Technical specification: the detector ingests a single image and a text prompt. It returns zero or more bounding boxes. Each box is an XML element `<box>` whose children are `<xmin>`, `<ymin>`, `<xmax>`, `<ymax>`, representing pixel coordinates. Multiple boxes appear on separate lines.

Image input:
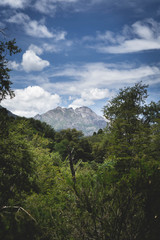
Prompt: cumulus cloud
<box><xmin>22</xmin><ymin>48</ymin><xmax>50</xmax><ymax>72</ymax></box>
<box><xmin>87</xmin><ymin>19</ymin><xmax>160</xmax><ymax>54</ymax></box>
<box><xmin>8</xmin><ymin>13</ymin><xmax>66</xmax><ymax>39</ymax></box>
<box><xmin>8</xmin><ymin>44</ymin><xmax>50</xmax><ymax>73</ymax></box>
<box><xmin>1</xmin><ymin>86</ymin><xmax>61</xmax><ymax>117</ymax></box>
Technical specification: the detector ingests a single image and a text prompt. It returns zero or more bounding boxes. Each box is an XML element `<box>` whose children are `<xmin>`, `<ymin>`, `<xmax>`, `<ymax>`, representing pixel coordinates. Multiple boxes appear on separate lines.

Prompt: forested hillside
<box><xmin>1</xmin><ymin>82</ymin><xmax>160</xmax><ymax>240</ymax></box>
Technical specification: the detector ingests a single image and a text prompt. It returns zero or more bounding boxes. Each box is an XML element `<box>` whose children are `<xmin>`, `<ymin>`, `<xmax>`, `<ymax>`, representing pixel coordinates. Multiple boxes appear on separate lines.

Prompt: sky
<box><xmin>1</xmin><ymin>0</ymin><xmax>160</xmax><ymax>117</ymax></box>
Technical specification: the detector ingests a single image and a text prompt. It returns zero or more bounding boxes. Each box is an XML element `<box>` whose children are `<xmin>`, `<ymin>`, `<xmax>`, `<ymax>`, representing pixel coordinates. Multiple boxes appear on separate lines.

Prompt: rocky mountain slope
<box><xmin>34</xmin><ymin>106</ymin><xmax>107</xmax><ymax>136</ymax></box>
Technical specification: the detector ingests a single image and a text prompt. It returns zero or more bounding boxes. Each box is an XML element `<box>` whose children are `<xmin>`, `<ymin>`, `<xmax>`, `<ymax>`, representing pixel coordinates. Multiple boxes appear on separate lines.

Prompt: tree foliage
<box><xmin>0</xmin><ymin>34</ymin><xmax>21</xmax><ymax>102</ymax></box>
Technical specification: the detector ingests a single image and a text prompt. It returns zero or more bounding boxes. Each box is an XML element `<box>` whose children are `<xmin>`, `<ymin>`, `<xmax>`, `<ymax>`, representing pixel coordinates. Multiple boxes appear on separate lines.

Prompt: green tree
<box><xmin>55</xmin><ymin>128</ymin><xmax>93</xmax><ymax>163</ymax></box>
<box><xmin>103</xmin><ymin>82</ymin><xmax>149</xmax><ymax>168</ymax></box>
<box><xmin>0</xmin><ymin>33</ymin><xmax>21</xmax><ymax>102</ymax></box>
<box><xmin>102</xmin><ymin>82</ymin><xmax>160</xmax><ymax>239</ymax></box>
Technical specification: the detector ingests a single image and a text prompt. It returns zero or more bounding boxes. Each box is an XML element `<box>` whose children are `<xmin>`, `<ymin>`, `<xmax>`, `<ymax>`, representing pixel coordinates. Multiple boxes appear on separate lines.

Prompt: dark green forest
<box><xmin>1</xmin><ymin>37</ymin><xmax>160</xmax><ymax>240</ymax></box>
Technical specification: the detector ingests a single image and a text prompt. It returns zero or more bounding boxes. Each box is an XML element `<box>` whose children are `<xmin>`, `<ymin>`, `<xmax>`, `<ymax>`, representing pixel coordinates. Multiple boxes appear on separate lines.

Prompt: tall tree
<box><xmin>103</xmin><ymin>82</ymin><xmax>149</xmax><ymax>167</ymax></box>
<box><xmin>103</xmin><ymin>82</ymin><xmax>160</xmax><ymax>239</ymax></box>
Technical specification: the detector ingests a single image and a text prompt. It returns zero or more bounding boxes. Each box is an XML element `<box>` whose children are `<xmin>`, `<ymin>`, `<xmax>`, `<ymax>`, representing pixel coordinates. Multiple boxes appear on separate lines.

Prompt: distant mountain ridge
<box><xmin>34</xmin><ymin>106</ymin><xmax>107</xmax><ymax>136</ymax></box>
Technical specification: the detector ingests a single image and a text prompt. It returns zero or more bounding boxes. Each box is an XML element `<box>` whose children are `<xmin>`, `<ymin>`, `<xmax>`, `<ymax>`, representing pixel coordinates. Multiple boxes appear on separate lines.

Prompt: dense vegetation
<box><xmin>1</xmin><ymin>36</ymin><xmax>160</xmax><ymax>239</ymax></box>
<box><xmin>1</xmin><ymin>83</ymin><xmax>160</xmax><ymax>240</ymax></box>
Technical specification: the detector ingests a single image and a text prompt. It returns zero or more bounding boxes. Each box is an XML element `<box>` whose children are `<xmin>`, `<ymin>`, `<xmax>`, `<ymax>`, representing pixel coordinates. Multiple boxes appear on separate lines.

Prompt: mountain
<box><xmin>34</xmin><ymin>106</ymin><xmax>107</xmax><ymax>136</ymax></box>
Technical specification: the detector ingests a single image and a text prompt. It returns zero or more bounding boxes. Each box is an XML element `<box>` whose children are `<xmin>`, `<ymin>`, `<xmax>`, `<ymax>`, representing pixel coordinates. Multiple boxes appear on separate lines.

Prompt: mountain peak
<box><xmin>76</xmin><ymin>106</ymin><xmax>93</xmax><ymax>112</ymax></box>
<box><xmin>34</xmin><ymin>106</ymin><xmax>107</xmax><ymax>136</ymax></box>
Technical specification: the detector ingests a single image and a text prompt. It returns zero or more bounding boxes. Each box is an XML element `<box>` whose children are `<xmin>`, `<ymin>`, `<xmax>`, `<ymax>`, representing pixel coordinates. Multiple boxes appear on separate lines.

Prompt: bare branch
<box><xmin>1</xmin><ymin>206</ymin><xmax>37</xmax><ymax>224</ymax></box>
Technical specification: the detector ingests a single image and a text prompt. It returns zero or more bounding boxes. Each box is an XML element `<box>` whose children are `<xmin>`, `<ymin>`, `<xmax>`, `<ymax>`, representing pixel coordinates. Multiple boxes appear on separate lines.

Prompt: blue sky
<box><xmin>1</xmin><ymin>0</ymin><xmax>160</xmax><ymax>117</ymax></box>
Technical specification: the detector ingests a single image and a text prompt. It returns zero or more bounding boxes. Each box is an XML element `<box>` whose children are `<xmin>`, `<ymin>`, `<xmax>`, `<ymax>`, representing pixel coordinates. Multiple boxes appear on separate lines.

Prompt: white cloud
<box><xmin>54</xmin><ymin>31</ymin><xmax>67</xmax><ymax>41</ymax></box>
<box><xmin>8</xmin><ymin>12</ymin><xmax>29</xmax><ymax>23</ymax></box>
<box><xmin>8</xmin><ymin>13</ymin><xmax>66</xmax><ymax>39</ymax></box>
<box><xmin>29</xmin><ymin>44</ymin><xmax>43</xmax><ymax>55</ymax></box>
<box><xmin>34</xmin><ymin>0</ymin><xmax>79</xmax><ymax>14</ymax></box>
<box><xmin>0</xmin><ymin>0</ymin><xmax>158</xmax><ymax>13</ymax></box>
<box><xmin>33</xmin><ymin>0</ymin><xmax>113</xmax><ymax>15</ymax></box>
<box><xmin>25</xmin><ymin>20</ymin><xmax>54</xmax><ymax>38</ymax></box>
<box><xmin>100</xmin><ymin>39</ymin><xmax>160</xmax><ymax>54</ymax></box>
<box><xmin>96</xmin><ymin>31</ymin><xmax>118</xmax><ymax>44</ymax></box>
<box><xmin>48</xmin><ymin>63</ymin><xmax>160</xmax><ymax>95</ymax></box>
<box><xmin>42</xmin><ymin>39</ymin><xmax>72</xmax><ymax>53</ymax></box>
<box><xmin>89</xmin><ymin>19</ymin><xmax>160</xmax><ymax>54</ymax></box>
<box><xmin>69</xmin><ymin>98</ymin><xmax>94</xmax><ymax>109</ymax></box>
<box><xmin>38</xmin><ymin>62</ymin><xmax>160</xmax><ymax>109</ymax></box>
<box><xmin>8</xmin><ymin>61</ymin><xmax>21</xmax><ymax>70</ymax></box>
<box><xmin>132</xmin><ymin>21</ymin><xmax>154</xmax><ymax>39</ymax></box>
<box><xmin>0</xmin><ymin>0</ymin><xmax>29</xmax><ymax>8</ymax></box>
<box><xmin>22</xmin><ymin>48</ymin><xmax>50</xmax><ymax>72</ymax></box>
<box><xmin>34</xmin><ymin>0</ymin><xmax>57</xmax><ymax>14</ymax></box>
<box><xmin>3</xmin><ymin>62</ymin><xmax>160</xmax><ymax>115</ymax></box>
<box><xmin>69</xmin><ymin>88</ymin><xmax>114</xmax><ymax>109</ymax></box>
<box><xmin>1</xmin><ymin>86</ymin><xmax>61</xmax><ymax>117</ymax></box>
<box><xmin>43</xmin><ymin>43</ymin><xmax>61</xmax><ymax>53</ymax></box>
<box><xmin>81</xmin><ymin>88</ymin><xmax>113</xmax><ymax>100</ymax></box>
<box><xmin>8</xmin><ymin>44</ymin><xmax>50</xmax><ymax>73</ymax></box>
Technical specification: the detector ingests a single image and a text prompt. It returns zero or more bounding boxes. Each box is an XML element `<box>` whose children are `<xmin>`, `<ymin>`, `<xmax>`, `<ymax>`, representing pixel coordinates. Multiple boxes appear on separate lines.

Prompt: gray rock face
<box><xmin>34</xmin><ymin>106</ymin><xmax>107</xmax><ymax>136</ymax></box>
